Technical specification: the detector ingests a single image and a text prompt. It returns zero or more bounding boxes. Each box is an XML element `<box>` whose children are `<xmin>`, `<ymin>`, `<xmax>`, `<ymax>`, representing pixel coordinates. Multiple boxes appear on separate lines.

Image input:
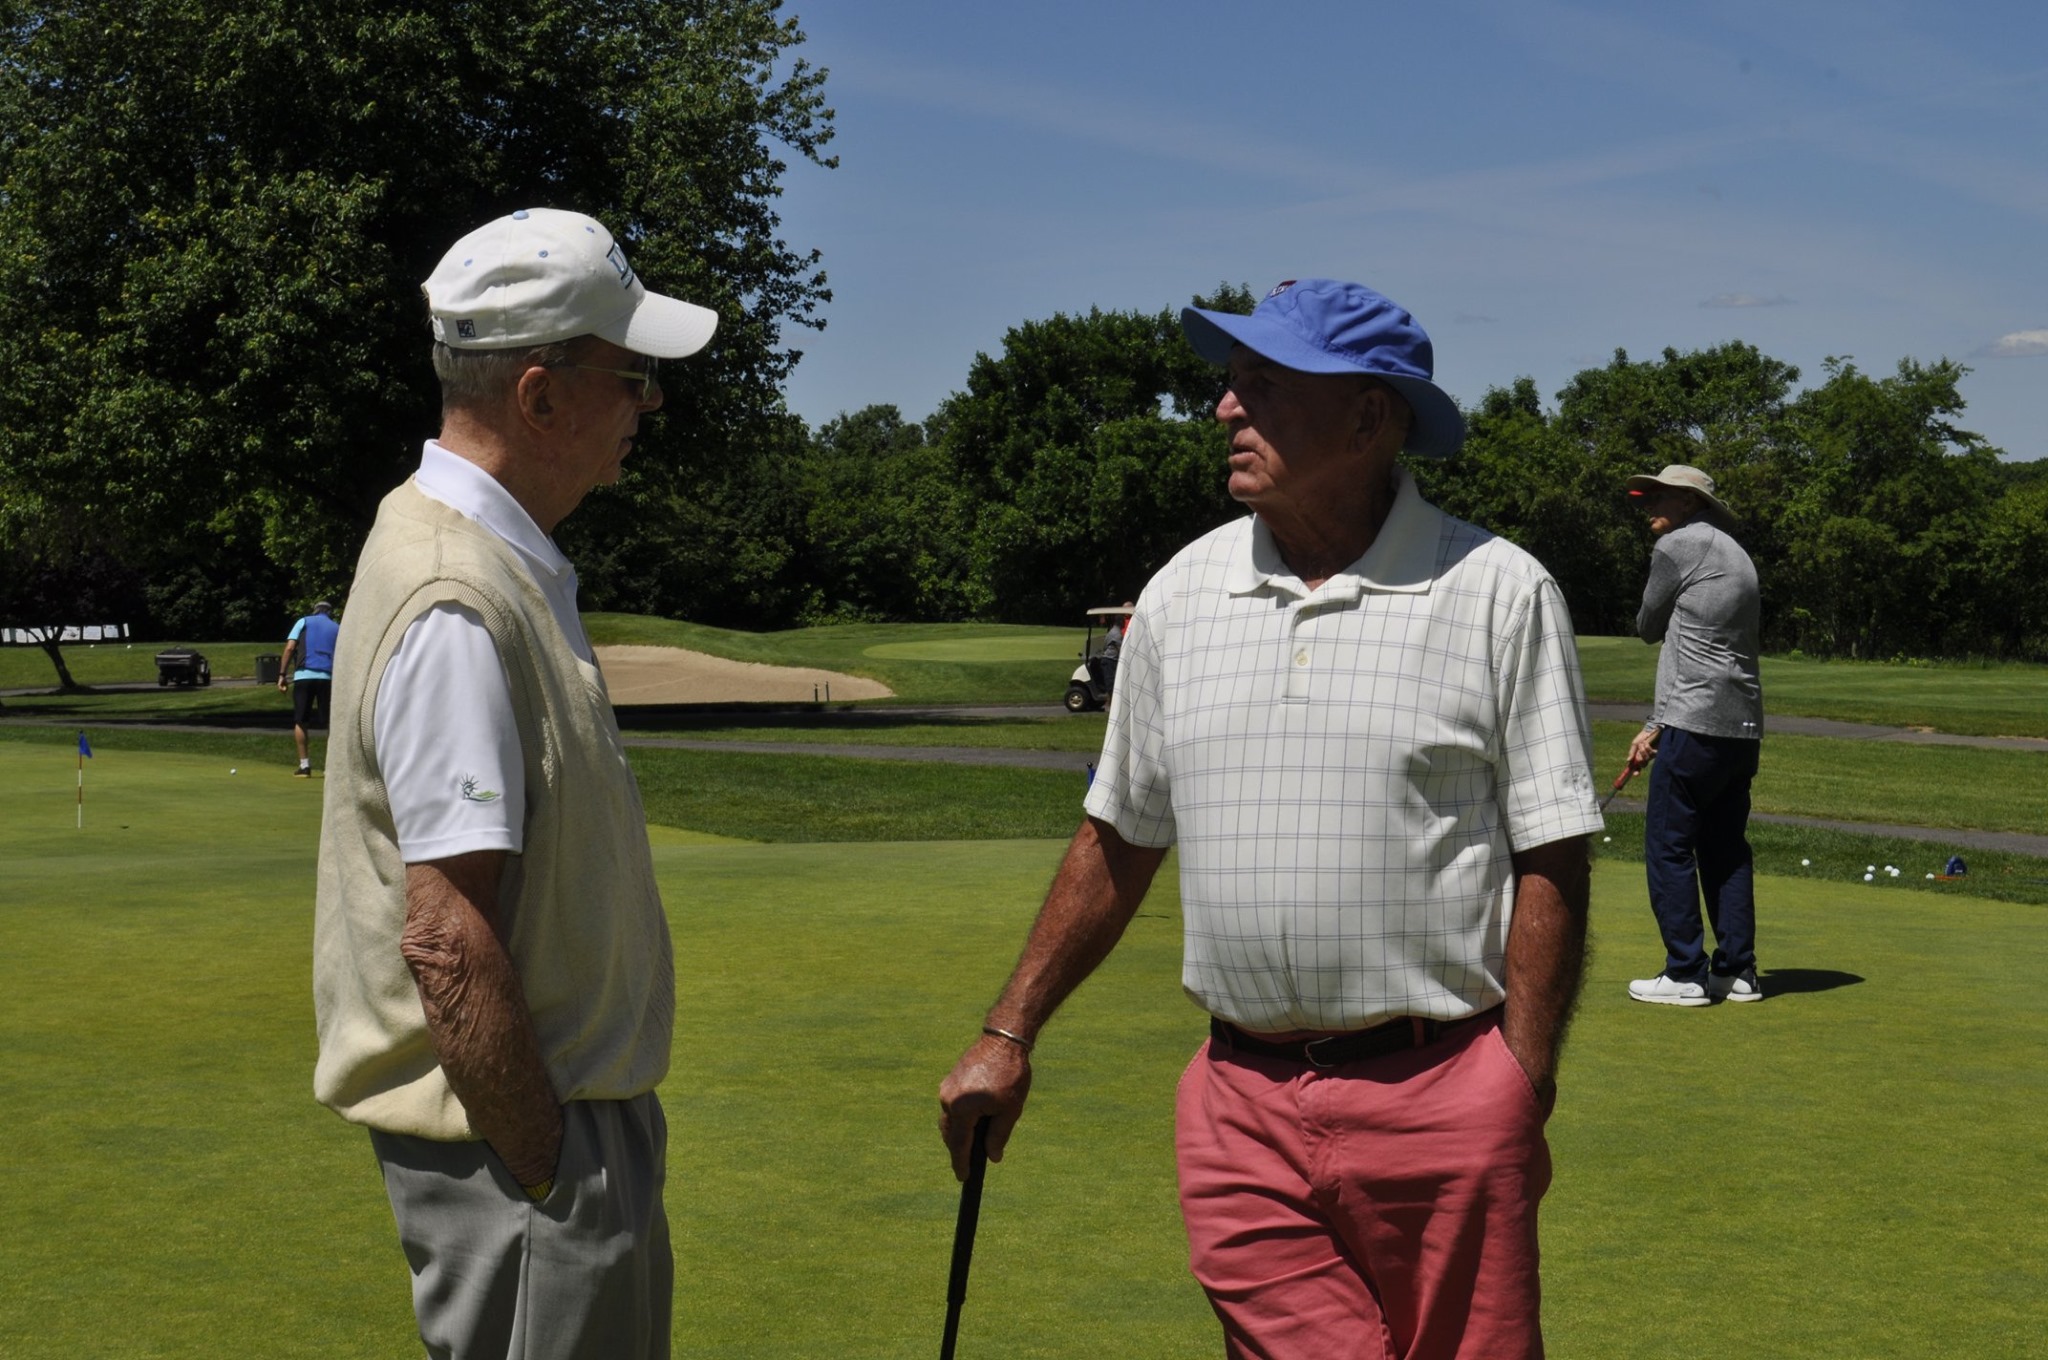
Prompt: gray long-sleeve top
<box><xmin>1638</xmin><ymin>520</ymin><xmax>1763</xmax><ymax>740</ymax></box>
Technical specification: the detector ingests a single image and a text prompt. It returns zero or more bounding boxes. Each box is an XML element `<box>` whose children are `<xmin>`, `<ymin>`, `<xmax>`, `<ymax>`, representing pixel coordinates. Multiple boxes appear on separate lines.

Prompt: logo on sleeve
<box><xmin>459</xmin><ymin>775</ymin><xmax>501</xmax><ymax>804</ymax></box>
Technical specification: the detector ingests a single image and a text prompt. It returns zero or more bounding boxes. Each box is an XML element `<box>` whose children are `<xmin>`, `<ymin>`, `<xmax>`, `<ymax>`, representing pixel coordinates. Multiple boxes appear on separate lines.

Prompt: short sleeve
<box><xmin>1493</xmin><ymin>577</ymin><xmax>1603</xmax><ymax>852</ymax></box>
<box><xmin>1082</xmin><ymin>598</ymin><xmax>1176</xmax><ymax>848</ymax></box>
<box><xmin>287</xmin><ymin>618</ymin><xmax>307</xmax><ymax>642</ymax></box>
<box><xmin>373</xmin><ymin>604</ymin><xmax>526</xmax><ymax>861</ymax></box>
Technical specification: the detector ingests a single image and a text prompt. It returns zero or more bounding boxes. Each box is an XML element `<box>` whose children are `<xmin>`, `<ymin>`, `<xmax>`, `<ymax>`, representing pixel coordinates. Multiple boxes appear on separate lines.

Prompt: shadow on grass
<box><xmin>1759</xmin><ymin>967</ymin><xmax>1864</xmax><ymax>995</ymax></box>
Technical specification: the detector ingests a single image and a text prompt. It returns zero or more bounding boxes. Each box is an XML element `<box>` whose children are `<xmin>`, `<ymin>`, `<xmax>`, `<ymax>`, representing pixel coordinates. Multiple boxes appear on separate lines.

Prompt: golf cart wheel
<box><xmin>1064</xmin><ymin>684</ymin><xmax>1092</xmax><ymax>714</ymax></box>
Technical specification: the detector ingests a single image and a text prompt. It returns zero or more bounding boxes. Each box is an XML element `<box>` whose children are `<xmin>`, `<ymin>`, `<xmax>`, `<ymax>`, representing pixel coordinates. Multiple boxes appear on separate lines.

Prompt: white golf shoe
<box><xmin>1628</xmin><ymin>974</ymin><xmax>1712</xmax><ymax>1007</ymax></box>
<box><xmin>1708</xmin><ymin>971</ymin><xmax>1763</xmax><ymax>1003</ymax></box>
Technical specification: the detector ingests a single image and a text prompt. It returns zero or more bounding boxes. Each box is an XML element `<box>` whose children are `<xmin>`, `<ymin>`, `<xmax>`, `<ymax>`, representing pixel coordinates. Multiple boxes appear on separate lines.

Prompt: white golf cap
<box><xmin>423</xmin><ymin>208</ymin><xmax>719</xmax><ymax>358</ymax></box>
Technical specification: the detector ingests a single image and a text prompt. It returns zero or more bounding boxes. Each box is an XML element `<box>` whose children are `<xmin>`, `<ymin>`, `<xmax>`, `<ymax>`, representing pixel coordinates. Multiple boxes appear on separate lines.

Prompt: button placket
<box><xmin>1285</xmin><ymin>603</ymin><xmax>1312</xmax><ymax>702</ymax></box>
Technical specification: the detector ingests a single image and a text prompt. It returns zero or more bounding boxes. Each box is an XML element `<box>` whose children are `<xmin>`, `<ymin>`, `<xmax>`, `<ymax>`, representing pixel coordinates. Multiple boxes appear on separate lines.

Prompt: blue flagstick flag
<box><xmin>78</xmin><ymin>730</ymin><xmax>93</xmax><ymax>759</ymax></box>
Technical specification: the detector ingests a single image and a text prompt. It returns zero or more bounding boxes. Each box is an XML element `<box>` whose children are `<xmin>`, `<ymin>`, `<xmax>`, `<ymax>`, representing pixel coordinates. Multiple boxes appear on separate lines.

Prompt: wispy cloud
<box><xmin>825</xmin><ymin>47</ymin><xmax>1377</xmax><ymax>192</ymax></box>
<box><xmin>1702</xmin><ymin>292</ymin><xmax>1794</xmax><ymax>308</ymax></box>
<box><xmin>1977</xmin><ymin>329</ymin><xmax>2048</xmax><ymax>358</ymax></box>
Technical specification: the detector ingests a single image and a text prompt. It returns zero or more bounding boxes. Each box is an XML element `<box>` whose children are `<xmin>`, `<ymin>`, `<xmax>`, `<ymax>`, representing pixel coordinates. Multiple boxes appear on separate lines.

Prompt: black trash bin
<box><xmin>255</xmin><ymin>653</ymin><xmax>282</xmax><ymax>685</ymax></box>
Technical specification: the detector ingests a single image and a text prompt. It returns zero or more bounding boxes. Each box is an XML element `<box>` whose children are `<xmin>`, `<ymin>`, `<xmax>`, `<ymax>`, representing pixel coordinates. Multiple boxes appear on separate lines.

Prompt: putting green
<box><xmin>863</xmin><ymin>634</ymin><xmax>1080</xmax><ymax>663</ymax></box>
<box><xmin>4</xmin><ymin>739</ymin><xmax>2043</xmax><ymax>1357</ymax></box>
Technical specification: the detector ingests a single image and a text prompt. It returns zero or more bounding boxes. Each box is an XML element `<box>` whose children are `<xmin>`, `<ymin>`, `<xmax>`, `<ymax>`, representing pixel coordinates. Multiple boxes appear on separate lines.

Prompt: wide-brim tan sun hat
<box><xmin>1626</xmin><ymin>464</ymin><xmax>1735</xmax><ymax>528</ymax></box>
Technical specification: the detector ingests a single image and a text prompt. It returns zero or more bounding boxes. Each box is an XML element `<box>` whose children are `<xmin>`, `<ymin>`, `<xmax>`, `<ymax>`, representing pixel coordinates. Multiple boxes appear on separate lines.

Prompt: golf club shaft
<box><xmin>939</xmin><ymin>1117</ymin><xmax>991</xmax><ymax>1360</ymax></box>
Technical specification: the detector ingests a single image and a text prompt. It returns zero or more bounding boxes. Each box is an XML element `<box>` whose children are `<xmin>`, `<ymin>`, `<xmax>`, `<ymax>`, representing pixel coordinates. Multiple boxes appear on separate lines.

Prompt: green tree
<box><xmin>786</xmin><ymin>406</ymin><xmax>973</xmax><ymax>622</ymax></box>
<box><xmin>1773</xmin><ymin>357</ymin><xmax>1997</xmax><ymax>657</ymax></box>
<box><xmin>0</xmin><ymin>0</ymin><xmax>833</xmax><ymax>628</ymax></box>
<box><xmin>937</xmin><ymin>285</ymin><xmax>1251</xmax><ymax>621</ymax></box>
<box><xmin>1408</xmin><ymin>377</ymin><xmax>1640</xmax><ymax>633</ymax></box>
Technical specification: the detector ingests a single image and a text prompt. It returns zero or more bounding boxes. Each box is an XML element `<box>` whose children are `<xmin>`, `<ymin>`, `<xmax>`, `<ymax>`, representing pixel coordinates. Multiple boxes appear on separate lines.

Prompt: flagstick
<box><xmin>77</xmin><ymin>745</ymin><xmax>84</xmax><ymax>829</ymax></box>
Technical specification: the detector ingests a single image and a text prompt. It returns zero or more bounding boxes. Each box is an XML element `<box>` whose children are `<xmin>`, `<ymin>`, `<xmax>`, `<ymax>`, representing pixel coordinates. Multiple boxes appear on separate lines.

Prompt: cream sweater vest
<box><xmin>313</xmin><ymin>482</ymin><xmax>674</xmax><ymax>1138</ymax></box>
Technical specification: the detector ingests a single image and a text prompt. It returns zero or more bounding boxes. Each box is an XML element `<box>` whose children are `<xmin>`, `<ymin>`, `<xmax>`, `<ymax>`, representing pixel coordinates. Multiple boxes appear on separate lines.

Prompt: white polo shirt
<box><xmin>374</xmin><ymin>441</ymin><xmax>595</xmax><ymax>862</ymax></box>
<box><xmin>1083</xmin><ymin>469</ymin><xmax>1603</xmax><ymax>1034</ymax></box>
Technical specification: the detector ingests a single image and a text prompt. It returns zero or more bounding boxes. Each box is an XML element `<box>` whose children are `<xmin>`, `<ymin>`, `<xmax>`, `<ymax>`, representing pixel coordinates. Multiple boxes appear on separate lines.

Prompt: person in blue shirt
<box><xmin>279</xmin><ymin>600</ymin><xmax>340</xmax><ymax>777</ymax></box>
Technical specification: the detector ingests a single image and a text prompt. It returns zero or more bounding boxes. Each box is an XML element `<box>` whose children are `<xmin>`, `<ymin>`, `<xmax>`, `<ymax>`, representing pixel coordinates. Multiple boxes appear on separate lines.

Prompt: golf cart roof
<box><xmin>1085</xmin><ymin>606</ymin><xmax>1134</xmax><ymax>617</ymax></box>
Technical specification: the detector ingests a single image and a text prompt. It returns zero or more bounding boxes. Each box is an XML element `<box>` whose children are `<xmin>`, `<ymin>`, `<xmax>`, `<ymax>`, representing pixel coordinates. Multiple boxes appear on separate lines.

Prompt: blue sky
<box><xmin>768</xmin><ymin>0</ymin><xmax>2047</xmax><ymax>459</ymax></box>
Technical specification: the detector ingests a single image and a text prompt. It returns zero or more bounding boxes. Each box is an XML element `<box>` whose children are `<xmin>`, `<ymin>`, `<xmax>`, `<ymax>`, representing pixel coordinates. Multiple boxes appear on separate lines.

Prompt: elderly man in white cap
<box><xmin>312</xmin><ymin>208</ymin><xmax>716</xmax><ymax>1359</ymax></box>
<box><xmin>941</xmin><ymin>279</ymin><xmax>1602</xmax><ymax>1359</ymax></box>
<box><xmin>1622</xmin><ymin>464</ymin><xmax>1765</xmax><ymax>1007</ymax></box>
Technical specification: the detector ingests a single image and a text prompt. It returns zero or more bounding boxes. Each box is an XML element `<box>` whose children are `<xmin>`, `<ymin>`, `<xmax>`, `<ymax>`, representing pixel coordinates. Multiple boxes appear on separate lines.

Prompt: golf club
<box><xmin>1599</xmin><ymin>760</ymin><xmax>1641</xmax><ymax>812</ymax></box>
<box><xmin>940</xmin><ymin>1117</ymin><xmax>992</xmax><ymax>1360</ymax></box>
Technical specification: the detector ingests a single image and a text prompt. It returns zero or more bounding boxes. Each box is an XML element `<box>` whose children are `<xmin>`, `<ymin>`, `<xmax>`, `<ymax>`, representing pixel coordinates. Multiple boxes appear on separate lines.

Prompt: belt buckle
<box><xmin>1301</xmin><ymin>1034</ymin><xmax>1347</xmax><ymax>1069</ymax></box>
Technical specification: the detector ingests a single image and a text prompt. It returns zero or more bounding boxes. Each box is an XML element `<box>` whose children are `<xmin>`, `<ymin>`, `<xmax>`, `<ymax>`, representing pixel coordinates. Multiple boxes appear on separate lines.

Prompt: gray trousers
<box><xmin>370</xmin><ymin>1093</ymin><xmax>671</xmax><ymax>1360</ymax></box>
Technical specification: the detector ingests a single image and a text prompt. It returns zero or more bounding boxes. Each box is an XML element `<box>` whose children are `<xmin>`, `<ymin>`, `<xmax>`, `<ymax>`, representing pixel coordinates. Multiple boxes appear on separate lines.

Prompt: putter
<box><xmin>1599</xmin><ymin>762</ymin><xmax>1638</xmax><ymax>813</ymax></box>
<box><xmin>940</xmin><ymin>1117</ymin><xmax>992</xmax><ymax>1360</ymax></box>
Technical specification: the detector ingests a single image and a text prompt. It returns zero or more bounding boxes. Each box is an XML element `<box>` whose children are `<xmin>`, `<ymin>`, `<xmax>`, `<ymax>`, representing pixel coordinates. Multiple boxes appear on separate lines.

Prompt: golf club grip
<box><xmin>947</xmin><ymin>1119</ymin><xmax>990</xmax><ymax>1303</ymax></box>
<box><xmin>940</xmin><ymin>1119</ymin><xmax>990</xmax><ymax>1360</ymax></box>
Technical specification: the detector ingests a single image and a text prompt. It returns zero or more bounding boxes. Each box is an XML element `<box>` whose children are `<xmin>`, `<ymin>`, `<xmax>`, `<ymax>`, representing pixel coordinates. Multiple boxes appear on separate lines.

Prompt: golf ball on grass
<box><xmin>1801</xmin><ymin>858</ymin><xmax>1811</xmax><ymax>867</ymax></box>
<box><xmin>1863</xmin><ymin>873</ymin><xmax>1874</xmax><ymax>882</ymax></box>
<box><xmin>229</xmin><ymin>768</ymin><xmax>237</xmax><ymax>774</ymax></box>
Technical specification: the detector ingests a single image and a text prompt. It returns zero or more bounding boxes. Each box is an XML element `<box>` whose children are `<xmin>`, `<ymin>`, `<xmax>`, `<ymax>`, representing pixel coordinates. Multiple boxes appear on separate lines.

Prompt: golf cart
<box><xmin>154</xmin><ymin>648</ymin><xmax>212</xmax><ymax>687</ymax></box>
<box><xmin>1063</xmin><ymin>606</ymin><xmax>1134</xmax><ymax>713</ymax></box>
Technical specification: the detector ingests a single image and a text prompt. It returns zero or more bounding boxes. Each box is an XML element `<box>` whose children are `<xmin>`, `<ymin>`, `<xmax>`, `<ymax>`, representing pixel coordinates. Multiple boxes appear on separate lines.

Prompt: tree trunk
<box><xmin>36</xmin><ymin>636</ymin><xmax>85</xmax><ymax>692</ymax></box>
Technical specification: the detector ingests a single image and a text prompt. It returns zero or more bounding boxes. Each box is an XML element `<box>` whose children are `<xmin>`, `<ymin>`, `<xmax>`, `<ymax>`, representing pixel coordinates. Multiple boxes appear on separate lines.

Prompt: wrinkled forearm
<box><xmin>401</xmin><ymin>855</ymin><xmax>562</xmax><ymax>1187</ymax></box>
<box><xmin>985</xmin><ymin>817</ymin><xmax>1167</xmax><ymax>1038</ymax></box>
<box><xmin>1501</xmin><ymin>835</ymin><xmax>1592</xmax><ymax>1093</ymax></box>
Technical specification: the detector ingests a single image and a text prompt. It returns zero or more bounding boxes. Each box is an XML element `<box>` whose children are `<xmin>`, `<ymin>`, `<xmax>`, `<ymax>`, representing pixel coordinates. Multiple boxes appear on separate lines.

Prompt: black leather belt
<box><xmin>1209</xmin><ymin>1013</ymin><xmax>1477</xmax><ymax>1069</ymax></box>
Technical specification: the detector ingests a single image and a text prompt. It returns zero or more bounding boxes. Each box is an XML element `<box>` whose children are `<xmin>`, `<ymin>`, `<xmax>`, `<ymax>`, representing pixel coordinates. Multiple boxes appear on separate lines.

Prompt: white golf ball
<box><xmin>1863</xmin><ymin>873</ymin><xmax>1874</xmax><ymax>882</ymax></box>
<box><xmin>1865</xmin><ymin>865</ymin><xmax>1876</xmax><ymax>873</ymax></box>
<box><xmin>1801</xmin><ymin>858</ymin><xmax>1811</xmax><ymax>867</ymax></box>
<box><xmin>1925</xmin><ymin>873</ymin><xmax>1935</xmax><ymax>880</ymax></box>
<box><xmin>229</xmin><ymin>768</ymin><xmax>237</xmax><ymax>774</ymax></box>
<box><xmin>1602</xmin><ymin>836</ymin><xmax>1612</xmax><ymax>843</ymax></box>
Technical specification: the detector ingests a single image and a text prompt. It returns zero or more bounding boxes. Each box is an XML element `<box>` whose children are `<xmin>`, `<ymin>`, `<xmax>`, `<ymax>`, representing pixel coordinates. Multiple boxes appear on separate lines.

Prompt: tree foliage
<box><xmin>0</xmin><ymin>0</ymin><xmax>834</xmax><ymax>633</ymax></box>
<box><xmin>1418</xmin><ymin>346</ymin><xmax>2044</xmax><ymax>660</ymax></box>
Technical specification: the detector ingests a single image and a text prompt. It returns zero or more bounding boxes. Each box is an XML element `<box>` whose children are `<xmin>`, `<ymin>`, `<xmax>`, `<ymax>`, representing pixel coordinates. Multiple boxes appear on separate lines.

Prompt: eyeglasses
<box><xmin>562</xmin><ymin>360</ymin><xmax>660</xmax><ymax>402</ymax></box>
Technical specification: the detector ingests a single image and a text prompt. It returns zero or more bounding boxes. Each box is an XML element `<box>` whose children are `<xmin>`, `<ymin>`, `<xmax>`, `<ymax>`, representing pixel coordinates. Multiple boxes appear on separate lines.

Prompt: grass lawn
<box><xmin>1589</xmin><ymin>721</ymin><xmax>2048</xmax><ymax>841</ymax></box>
<box><xmin>1576</xmin><ymin>635</ymin><xmax>2048</xmax><ymax>738</ymax></box>
<box><xmin>0</xmin><ymin>641</ymin><xmax>276</xmax><ymax>688</ymax></box>
<box><xmin>3</xmin><ymin>739</ymin><xmax>2044</xmax><ymax>1357</ymax></box>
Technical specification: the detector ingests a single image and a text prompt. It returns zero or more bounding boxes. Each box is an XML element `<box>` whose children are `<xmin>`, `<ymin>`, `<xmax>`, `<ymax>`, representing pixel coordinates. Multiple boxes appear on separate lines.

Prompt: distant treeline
<box><xmin>11</xmin><ymin>294</ymin><xmax>2048</xmax><ymax>663</ymax></box>
<box><xmin>560</xmin><ymin>302</ymin><xmax>2048</xmax><ymax>663</ymax></box>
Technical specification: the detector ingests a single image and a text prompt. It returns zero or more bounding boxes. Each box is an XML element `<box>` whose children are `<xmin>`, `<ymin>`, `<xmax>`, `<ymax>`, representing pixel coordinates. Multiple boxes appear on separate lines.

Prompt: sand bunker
<box><xmin>594</xmin><ymin>645</ymin><xmax>893</xmax><ymax>705</ymax></box>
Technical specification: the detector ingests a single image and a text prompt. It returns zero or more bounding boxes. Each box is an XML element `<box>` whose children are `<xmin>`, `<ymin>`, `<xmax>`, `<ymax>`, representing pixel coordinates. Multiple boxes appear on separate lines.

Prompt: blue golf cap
<box><xmin>1181</xmin><ymin>279</ymin><xmax>1466</xmax><ymax>458</ymax></box>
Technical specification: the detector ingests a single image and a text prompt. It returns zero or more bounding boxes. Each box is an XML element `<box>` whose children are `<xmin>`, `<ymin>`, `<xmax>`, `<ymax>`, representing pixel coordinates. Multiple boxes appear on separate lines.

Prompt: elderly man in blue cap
<box><xmin>941</xmin><ymin>280</ymin><xmax>1601</xmax><ymax>1358</ymax></box>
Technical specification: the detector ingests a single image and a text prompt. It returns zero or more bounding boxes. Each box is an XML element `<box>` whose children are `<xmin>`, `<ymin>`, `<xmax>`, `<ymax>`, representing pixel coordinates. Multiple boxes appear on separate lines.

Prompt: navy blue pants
<box><xmin>1644</xmin><ymin>728</ymin><xmax>1760</xmax><ymax>982</ymax></box>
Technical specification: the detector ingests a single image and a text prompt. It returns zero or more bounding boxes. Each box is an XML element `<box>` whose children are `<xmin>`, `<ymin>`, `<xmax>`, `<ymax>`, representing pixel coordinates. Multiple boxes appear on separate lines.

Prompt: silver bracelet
<box><xmin>982</xmin><ymin>1024</ymin><xmax>1035</xmax><ymax>1053</ymax></box>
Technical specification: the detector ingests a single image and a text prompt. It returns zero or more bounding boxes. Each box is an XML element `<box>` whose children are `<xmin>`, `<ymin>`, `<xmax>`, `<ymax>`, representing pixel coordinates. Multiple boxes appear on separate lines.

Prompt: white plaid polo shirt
<box><xmin>1084</xmin><ymin>469</ymin><xmax>1602</xmax><ymax>1033</ymax></box>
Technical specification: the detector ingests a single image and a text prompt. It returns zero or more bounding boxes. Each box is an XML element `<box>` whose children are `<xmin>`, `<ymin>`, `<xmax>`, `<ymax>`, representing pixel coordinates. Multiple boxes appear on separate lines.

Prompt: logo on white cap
<box><xmin>423</xmin><ymin>207</ymin><xmax>716</xmax><ymax>359</ymax></box>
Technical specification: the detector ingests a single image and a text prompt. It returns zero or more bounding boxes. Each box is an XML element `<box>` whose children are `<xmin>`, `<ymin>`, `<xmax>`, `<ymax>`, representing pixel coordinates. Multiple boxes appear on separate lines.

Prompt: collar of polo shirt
<box><xmin>1227</xmin><ymin>468</ymin><xmax>1443</xmax><ymax>597</ymax></box>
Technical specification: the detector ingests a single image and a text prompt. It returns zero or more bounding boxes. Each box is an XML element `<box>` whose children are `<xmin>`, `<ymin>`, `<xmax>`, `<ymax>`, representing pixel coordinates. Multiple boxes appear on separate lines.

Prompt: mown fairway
<box><xmin>1</xmin><ymin>738</ymin><xmax>2042</xmax><ymax>1358</ymax></box>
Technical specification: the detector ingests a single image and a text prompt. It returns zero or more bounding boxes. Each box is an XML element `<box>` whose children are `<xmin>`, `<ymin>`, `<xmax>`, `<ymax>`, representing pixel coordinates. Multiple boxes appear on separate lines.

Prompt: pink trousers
<box><xmin>1175</xmin><ymin>1015</ymin><xmax>1551</xmax><ymax>1360</ymax></box>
